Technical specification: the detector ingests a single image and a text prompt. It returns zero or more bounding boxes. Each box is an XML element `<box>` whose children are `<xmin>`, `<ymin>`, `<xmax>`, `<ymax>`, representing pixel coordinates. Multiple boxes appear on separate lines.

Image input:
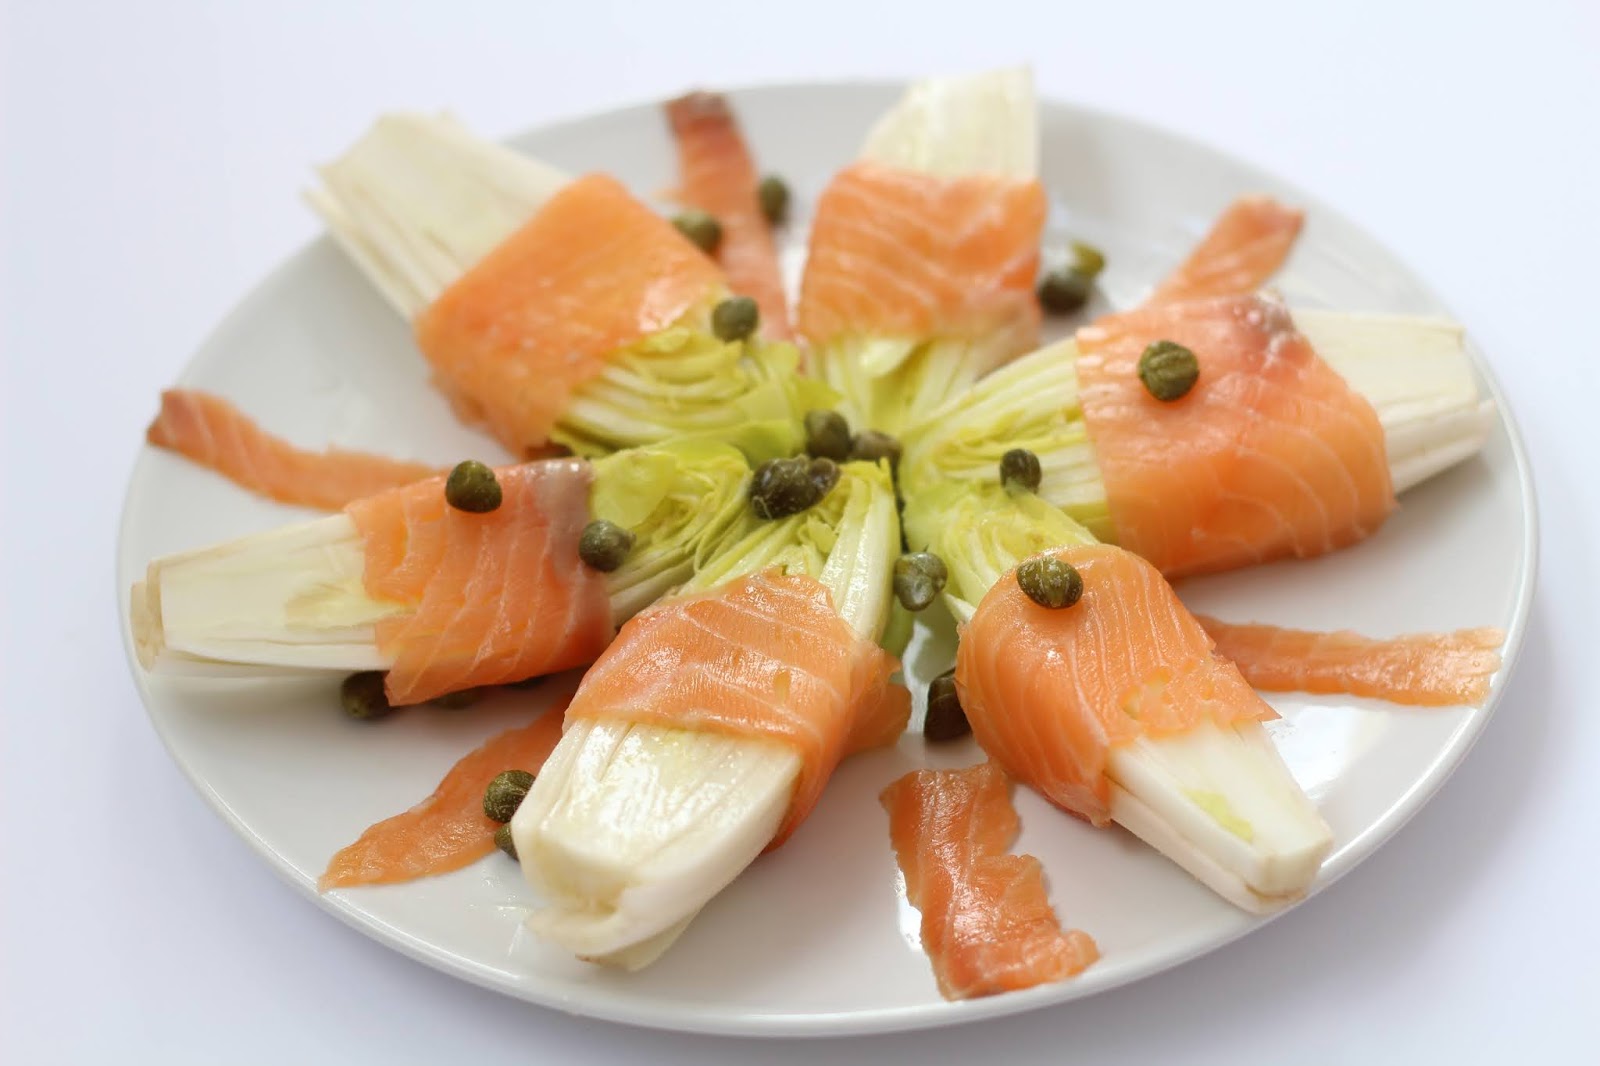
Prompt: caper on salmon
<box><xmin>749</xmin><ymin>456</ymin><xmax>825</xmax><ymax>519</ymax></box>
<box><xmin>1138</xmin><ymin>340</ymin><xmax>1200</xmax><ymax>402</ymax></box>
<box><xmin>494</xmin><ymin>824</ymin><xmax>519</xmax><ymax>861</ymax></box>
<box><xmin>483</xmin><ymin>769</ymin><xmax>536</xmax><ymax>823</ymax></box>
<box><xmin>445</xmin><ymin>460</ymin><xmax>502</xmax><ymax>513</ymax></box>
<box><xmin>850</xmin><ymin>429</ymin><xmax>902</xmax><ymax>470</ymax></box>
<box><xmin>711</xmin><ymin>295</ymin><xmax>760</xmax><ymax>342</ymax></box>
<box><xmin>1017</xmin><ymin>555</ymin><xmax>1084</xmax><ymax>609</ymax></box>
<box><xmin>893</xmin><ymin>552</ymin><xmax>948</xmax><ymax>612</ymax></box>
<box><xmin>803</xmin><ymin>409</ymin><xmax>852</xmax><ymax>461</ymax></box>
<box><xmin>999</xmin><ymin>447</ymin><xmax>1042</xmax><ymax>493</ymax></box>
<box><xmin>672</xmin><ymin>209</ymin><xmax>722</xmax><ymax>254</ymax></box>
<box><xmin>579</xmin><ymin>519</ymin><xmax>635</xmax><ymax>572</ymax></box>
<box><xmin>340</xmin><ymin>671</ymin><xmax>393</xmax><ymax>721</ymax></box>
<box><xmin>758</xmin><ymin>174</ymin><xmax>791</xmax><ymax>225</ymax></box>
<box><xmin>1070</xmin><ymin>240</ymin><xmax>1106</xmax><ymax>278</ymax></box>
<box><xmin>923</xmin><ymin>671</ymin><xmax>970</xmax><ymax>742</ymax></box>
<box><xmin>1036</xmin><ymin>267</ymin><xmax>1092</xmax><ymax>314</ymax></box>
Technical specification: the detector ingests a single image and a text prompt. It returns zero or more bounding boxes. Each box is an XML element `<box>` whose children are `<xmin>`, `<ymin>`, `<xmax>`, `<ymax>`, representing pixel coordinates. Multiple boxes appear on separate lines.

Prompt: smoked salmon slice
<box><xmin>882</xmin><ymin>761</ymin><xmax>1099</xmax><ymax>1000</ymax></box>
<box><xmin>1147</xmin><ymin>196</ymin><xmax>1305</xmax><ymax>305</ymax></box>
<box><xmin>1077</xmin><ymin>293</ymin><xmax>1395</xmax><ymax>578</ymax></box>
<box><xmin>414</xmin><ymin>173</ymin><xmax>725</xmax><ymax>456</ymax></box>
<box><xmin>348</xmin><ymin>459</ymin><xmax>613</xmax><ymax>705</ymax></box>
<box><xmin>564</xmin><ymin>569</ymin><xmax>910</xmax><ymax>846</ymax></box>
<box><xmin>320</xmin><ymin>700</ymin><xmax>568</xmax><ymax>890</ymax></box>
<box><xmin>147</xmin><ymin>390</ymin><xmax>442</xmax><ymax>511</ymax></box>
<box><xmin>956</xmin><ymin>544</ymin><xmax>1275</xmax><ymax>826</ymax></box>
<box><xmin>1197</xmin><ymin>617</ymin><xmax>1504</xmax><ymax>706</ymax></box>
<box><xmin>665</xmin><ymin>92</ymin><xmax>793</xmax><ymax>340</ymax></box>
<box><xmin>798</xmin><ymin>162</ymin><xmax>1046</xmax><ymax>350</ymax></box>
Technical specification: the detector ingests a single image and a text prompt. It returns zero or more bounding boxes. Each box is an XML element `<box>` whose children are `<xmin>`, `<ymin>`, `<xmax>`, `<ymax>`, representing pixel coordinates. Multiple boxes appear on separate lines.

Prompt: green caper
<box><xmin>1070</xmin><ymin>240</ymin><xmax>1107</xmax><ymax>278</ymax></box>
<box><xmin>1036</xmin><ymin>267</ymin><xmax>1092</xmax><ymax>314</ymax></box>
<box><xmin>758</xmin><ymin>175</ymin><xmax>791</xmax><ymax>225</ymax></box>
<box><xmin>579</xmin><ymin>519</ymin><xmax>635</xmax><ymax>572</ymax></box>
<box><xmin>340</xmin><ymin>671</ymin><xmax>393</xmax><ymax>720</ymax></box>
<box><xmin>711</xmin><ymin>295</ymin><xmax>760</xmax><ymax>342</ymax></box>
<box><xmin>749</xmin><ymin>456</ymin><xmax>821</xmax><ymax>519</ymax></box>
<box><xmin>483</xmin><ymin>769</ymin><xmax>536</xmax><ymax>823</ymax></box>
<box><xmin>808</xmin><ymin>457</ymin><xmax>841</xmax><ymax>497</ymax></box>
<box><xmin>850</xmin><ymin>429</ymin><xmax>903</xmax><ymax>470</ymax></box>
<box><xmin>803</xmin><ymin>409</ymin><xmax>852</xmax><ymax>461</ymax></box>
<box><xmin>924</xmin><ymin>672</ymin><xmax>970</xmax><ymax>742</ymax></box>
<box><xmin>432</xmin><ymin>688</ymin><xmax>483</xmax><ymax>710</ymax></box>
<box><xmin>494</xmin><ymin>823</ymin><xmax>519</xmax><ymax>861</ymax></box>
<box><xmin>672</xmin><ymin>209</ymin><xmax>722</xmax><ymax>254</ymax></box>
<box><xmin>1016</xmin><ymin>555</ymin><xmax>1084</xmax><ymax>609</ymax></box>
<box><xmin>445</xmin><ymin>460</ymin><xmax>502</xmax><ymax>513</ymax></box>
<box><xmin>1137</xmin><ymin>340</ymin><xmax>1200</xmax><ymax>402</ymax></box>
<box><xmin>893</xmin><ymin>552</ymin><xmax>948</xmax><ymax>612</ymax></box>
<box><xmin>999</xmin><ymin>447</ymin><xmax>1042</xmax><ymax>493</ymax></box>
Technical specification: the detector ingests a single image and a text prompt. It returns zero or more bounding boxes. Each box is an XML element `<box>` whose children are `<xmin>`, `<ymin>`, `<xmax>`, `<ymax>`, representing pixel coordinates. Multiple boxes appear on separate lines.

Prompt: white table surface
<box><xmin>3</xmin><ymin>1</ymin><xmax>1596</xmax><ymax>1062</ymax></box>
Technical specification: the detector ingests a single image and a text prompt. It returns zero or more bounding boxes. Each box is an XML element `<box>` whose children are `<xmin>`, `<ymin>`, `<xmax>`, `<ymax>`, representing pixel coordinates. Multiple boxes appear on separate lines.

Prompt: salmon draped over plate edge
<box><xmin>414</xmin><ymin>173</ymin><xmax>726</xmax><ymax>455</ymax></box>
<box><xmin>882</xmin><ymin>761</ymin><xmax>1100</xmax><ymax>1001</ymax></box>
<box><xmin>1147</xmin><ymin>196</ymin><xmax>1305</xmax><ymax>305</ymax></box>
<box><xmin>1076</xmin><ymin>293</ymin><xmax>1395</xmax><ymax>578</ymax></box>
<box><xmin>347</xmin><ymin>459</ymin><xmax>614</xmax><ymax>705</ymax></box>
<box><xmin>798</xmin><ymin>162</ymin><xmax>1047</xmax><ymax>347</ymax></box>
<box><xmin>564</xmin><ymin>569</ymin><xmax>910</xmax><ymax>847</ymax></box>
<box><xmin>665</xmin><ymin>91</ymin><xmax>793</xmax><ymax>340</ymax></box>
<box><xmin>956</xmin><ymin>543</ymin><xmax>1276</xmax><ymax>826</ymax></box>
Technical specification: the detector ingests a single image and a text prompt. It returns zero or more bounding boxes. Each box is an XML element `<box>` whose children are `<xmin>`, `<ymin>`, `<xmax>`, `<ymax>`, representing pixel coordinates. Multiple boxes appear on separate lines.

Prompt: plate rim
<box><xmin>114</xmin><ymin>78</ymin><xmax>1540</xmax><ymax>1038</ymax></box>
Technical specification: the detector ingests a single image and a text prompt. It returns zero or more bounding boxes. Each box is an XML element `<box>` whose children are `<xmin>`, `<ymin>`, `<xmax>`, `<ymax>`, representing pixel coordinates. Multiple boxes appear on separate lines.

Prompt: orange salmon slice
<box><xmin>956</xmin><ymin>544</ymin><xmax>1275</xmax><ymax>826</ymax></box>
<box><xmin>415</xmin><ymin>173</ymin><xmax>725</xmax><ymax>455</ymax></box>
<box><xmin>320</xmin><ymin>701</ymin><xmax>567</xmax><ymax>890</ymax></box>
<box><xmin>1198</xmin><ymin>617</ymin><xmax>1504</xmax><ymax>706</ymax></box>
<box><xmin>1148</xmin><ymin>196</ymin><xmax>1305</xmax><ymax>305</ymax></box>
<box><xmin>798</xmin><ymin>162</ymin><xmax>1046</xmax><ymax>348</ymax></box>
<box><xmin>665</xmin><ymin>92</ymin><xmax>792</xmax><ymax>340</ymax></box>
<box><xmin>565</xmin><ymin>570</ymin><xmax>909</xmax><ymax>846</ymax></box>
<box><xmin>882</xmin><ymin>761</ymin><xmax>1099</xmax><ymax>1000</ymax></box>
<box><xmin>147</xmin><ymin>390</ymin><xmax>442</xmax><ymax>510</ymax></box>
<box><xmin>1077</xmin><ymin>293</ymin><xmax>1395</xmax><ymax>578</ymax></box>
<box><xmin>347</xmin><ymin>459</ymin><xmax>613</xmax><ymax>706</ymax></box>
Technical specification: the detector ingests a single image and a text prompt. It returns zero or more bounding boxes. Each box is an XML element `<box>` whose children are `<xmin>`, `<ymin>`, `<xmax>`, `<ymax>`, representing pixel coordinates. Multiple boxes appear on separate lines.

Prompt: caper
<box><xmin>432</xmin><ymin>688</ymin><xmax>482</xmax><ymax>710</ymax></box>
<box><xmin>1070</xmin><ymin>240</ymin><xmax>1107</xmax><ymax>278</ymax></box>
<box><xmin>808</xmin><ymin>456</ymin><xmax>841</xmax><ymax>497</ymax></box>
<box><xmin>340</xmin><ymin>671</ymin><xmax>393</xmax><ymax>721</ymax></box>
<box><xmin>999</xmin><ymin>447</ymin><xmax>1042</xmax><ymax>493</ymax></box>
<box><xmin>924</xmin><ymin>672</ymin><xmax>971</xmax><ymax>742</ymax></box>
<box><xmin>494</xmin><ymin>824</ymin><xmax>519</xmax><ymax>861</ymax></box>
<box><xmin>749</xmin><ymin>456</ymin><xmax>821</xmax><ymax>519</ymax></box>
<box><xmin>483</xmin><ymin>769</ymin><xmax>536</xmax><ymax>823</ymax></box>
<box><xmin>893</xmin><ymin>552</ymin><xmax>948</xmax><ymax>612</ymax></box>
<box><xmin>579</xmin><ymin>519</ymin><xmax>635</xmax><ymax>572</ymax></box>
<box><xmin>1137</xmin><ymin>340</ymin><xmax>1200</xmax><ymax>402</ymax></box>
<box><xmin>758</xmin><ymin>175</ymin><xmax>791</xmax><ymax>225</ymax></box>
<box><xmin>850</xmin><ymin>429</ymin><xmax>902</xmax><ymax>470</ymax></box>
<box><xmin>711</xmin><ymin>295</ymin><xmax>760</xmax><ymax>342</ymax></box>
<box><xmin>445</xmin><ymin>460</ymin><xmax>502</xmax><ymax>513</ymax></box>
<box><xmin>1016</xmin><ymin>555</ymin><xmax>1084</xmax><ymax>609</ymax></box>
<box><xmin>672</xmin><ymin>209</ymin><xmax>722</xmax><ymax>254</ymax></box>
<box><xmin>803</xmin><ymin>409</ymin><xmax>852</xmax><ymax>461</ymax></box>
<box><xmin>1036</xmin><ymin>267</ymin><xmax>1092</xmax><ymax>314</ymax></box>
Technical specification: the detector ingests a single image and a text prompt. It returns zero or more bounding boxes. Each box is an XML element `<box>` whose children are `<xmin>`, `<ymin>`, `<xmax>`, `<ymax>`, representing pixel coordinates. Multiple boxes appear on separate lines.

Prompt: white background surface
<box><xmin>2</xmin><ymin>1</ymin><xmax>1596</xmax><ymax>1062</ymax></box>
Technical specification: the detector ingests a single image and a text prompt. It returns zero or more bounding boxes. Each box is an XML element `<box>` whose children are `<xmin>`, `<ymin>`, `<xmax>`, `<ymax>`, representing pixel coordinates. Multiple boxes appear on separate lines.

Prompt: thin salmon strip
<box><xmin>415</xmin><ymin>173</ymin><xmax>725</xmax><ymax>456</ymax></box>
<box><xmin>1077</xmin><ymin>293</ymin><xmax>1395</xmax><ymax>578</ymax></box>
<box><xmin>319</xmin><ymin>701</ymin><xmax>568</xmax><ymax>890</ymax></box>
<box><xmin>565</xmin><ymin>570</ymin><xmax>909</xmax><ymax>845</ymax></box>
<box><xmin>798</xmin><ymin>162</ymin><xmax>1047</xmax><ymax>348</ymax></box>
<box><xmin>665</xmin><ymin>92</ymin><xmax>792</xmax><ymax>340</ymax></box>
<box><xmin>147</xmin><ymin>390</ymin><xmax>442</xmax><ymax>510</ymax></box>
<box><xmin>1197</xmin><ymin>617</ymin><xmax>1504</xmax><ymax>707</ymax></box>
<box><xmin>347</xmin><ymin>459</ymin><xmax>613</xmax><ymax>705</ymax></box>
<box><xmin>957</xmin><ymin>544</ymin><xmax>1276</xmax><ymax>826</ymax></box>
<box><xmin>882</xmin><ymin>762</ymin><xmax>1099</xmax><ymax>1000</ymax></box>
<box><xmin>1147</xmin><ymin>196</ymin><xmax>1305</xmax><ymax>305</ymax></box>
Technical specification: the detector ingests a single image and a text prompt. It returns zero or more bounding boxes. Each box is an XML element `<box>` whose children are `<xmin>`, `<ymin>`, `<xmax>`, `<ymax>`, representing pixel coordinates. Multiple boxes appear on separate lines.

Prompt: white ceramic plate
<box><xmin>116</xmin><ymin>82</ymin><xmax>1535</xmax><ymax>1037</ymax></box>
